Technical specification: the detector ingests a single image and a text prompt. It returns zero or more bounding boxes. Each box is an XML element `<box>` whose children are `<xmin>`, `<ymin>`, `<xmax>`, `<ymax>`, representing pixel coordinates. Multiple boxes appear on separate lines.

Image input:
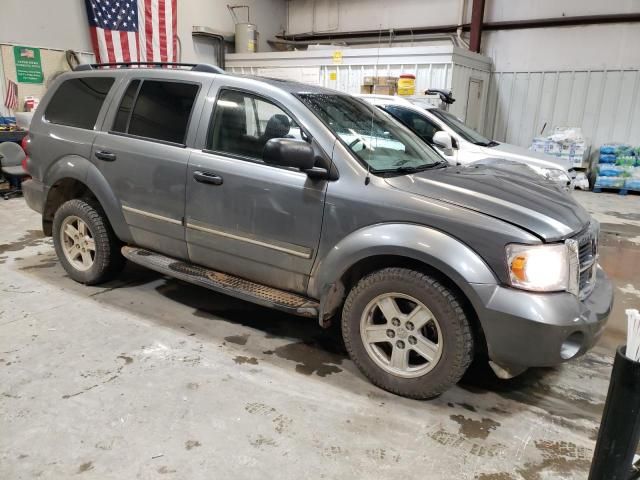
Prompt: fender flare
<box><xmin>45</xmin><ymin>155</ymin><xmax>133</xmax><ymax>243</ymax></box>
<box><xmin>309</xmin><ymin>223</ymin><xmax>498</xmax><ymax>321</ymax></box>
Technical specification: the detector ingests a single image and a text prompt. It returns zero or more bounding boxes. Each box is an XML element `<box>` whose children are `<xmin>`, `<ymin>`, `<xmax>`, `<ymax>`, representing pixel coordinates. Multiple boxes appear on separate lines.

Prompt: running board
<box><xmin>121</xmin><ymin>246</ymin><xmax>319</xmax><ymax>318</ymax></box>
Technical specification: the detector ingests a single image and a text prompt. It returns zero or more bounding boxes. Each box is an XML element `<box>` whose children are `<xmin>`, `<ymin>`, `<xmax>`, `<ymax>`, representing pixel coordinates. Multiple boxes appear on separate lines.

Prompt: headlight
<box><xmin>530</xmin><ymin>166</ymin><xmax>572</xmax><ymax>186</ymax></box>
<box><xmin>506</xmin><ymin>242</ymin><xmax>579</xmax><ymax>293</ymax></box>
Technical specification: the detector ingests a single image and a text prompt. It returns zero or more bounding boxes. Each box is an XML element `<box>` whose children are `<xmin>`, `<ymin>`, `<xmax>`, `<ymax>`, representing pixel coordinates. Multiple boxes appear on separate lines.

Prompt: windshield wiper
<box><xmin>379</xmin><ymin>162</ymin><xmax>446</xmax><ymax>175</ymax></box>
<box><xmin>475</xmin><ymin>140</ymin><xmax>500</xmax><ymax>147</ymax></box>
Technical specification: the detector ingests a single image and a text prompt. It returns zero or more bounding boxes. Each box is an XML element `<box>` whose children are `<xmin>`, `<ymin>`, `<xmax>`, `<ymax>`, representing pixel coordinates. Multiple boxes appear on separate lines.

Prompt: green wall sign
<box><xmin>13</xmin><ymin>46</ymin><xmax>44</xmax><ymax>84</ymax></box>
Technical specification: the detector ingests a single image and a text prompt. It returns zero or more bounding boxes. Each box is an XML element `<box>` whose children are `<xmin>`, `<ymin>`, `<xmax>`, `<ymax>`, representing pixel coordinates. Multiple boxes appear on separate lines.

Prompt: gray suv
<box><xmin>22</xmin><ymin>63</ymin><xmax>613</xmax><ymax>399</ymax></box>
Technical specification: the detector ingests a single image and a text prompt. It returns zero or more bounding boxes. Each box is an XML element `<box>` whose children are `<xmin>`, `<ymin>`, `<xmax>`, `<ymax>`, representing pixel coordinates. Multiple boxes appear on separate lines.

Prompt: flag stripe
<box><xmin>120</xmin><ymin>31</ymin><xmax>131</xmax><ymax>63</ymax></box>
<box><xmin>128</xmin><ymin>31</ymin><xmax>138</xmax><ymax>64</ymax></box>
<box><xmin>150</xmin><ymin>0</ymin><xmax>160</xmax><ymax>62</ymax></box>
<box><xmin>4</xmin><ymin>80</ymin><xmax>19</xmax><ymax>111</ymax></box>
<box><xmin>104</xmin><ymin>29</ymin><xmax>115</xmax><ymax>63</ymax></box>
<box><xmin>89</xmin><ymin>27</ymin><xmax>102</xmax><ymax>63</ymax></box>
<box><xmin>172</xmin><ymin>0</ymin><xmax>177</xmax><ymax>61</ymax></box>
<box><xmin>165</xmin><ymin>0</ymin><xmax>173</xmax><ymax>62</ymax></box>
<box><xmin>158</xmin><ymin>0</ymin><xmax>167</xmax><ymax>62</ymax></box>
<box><xmin>96</xmin><ymin>28</ymin><xmax>110</xmax><ymax>64</ymax></box>
<box><xmin>111</xmin><ymin>30</ymin><xmax>123</xmax><ymax>63</ymax></box>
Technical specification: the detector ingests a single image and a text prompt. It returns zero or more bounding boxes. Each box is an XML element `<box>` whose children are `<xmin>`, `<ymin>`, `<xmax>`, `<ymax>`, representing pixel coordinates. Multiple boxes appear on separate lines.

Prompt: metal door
<box><xmin>185</xmin><ymin>88</ymin><xmax>327</xmax><ymax>294</ymax></box>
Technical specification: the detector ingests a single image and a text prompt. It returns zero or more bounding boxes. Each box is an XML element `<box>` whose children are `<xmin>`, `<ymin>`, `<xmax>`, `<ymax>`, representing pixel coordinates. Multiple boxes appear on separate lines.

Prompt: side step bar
<box><xmin>121</xmin><ymin>246</ymin><xmax>319</xmax><ymax>318</ymax></box>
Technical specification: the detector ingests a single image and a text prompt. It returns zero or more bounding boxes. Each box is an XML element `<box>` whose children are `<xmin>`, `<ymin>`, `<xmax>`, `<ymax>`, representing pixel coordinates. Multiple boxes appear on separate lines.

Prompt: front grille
<box><xmin>573</xmin><ymin>224</ymin><xmax>598</xmax><ymax>298</ymax></box>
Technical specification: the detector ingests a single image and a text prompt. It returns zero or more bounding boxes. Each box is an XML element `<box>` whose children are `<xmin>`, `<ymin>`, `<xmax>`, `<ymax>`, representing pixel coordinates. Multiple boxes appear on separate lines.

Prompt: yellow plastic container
<box><xmin>398</xmin><ymin>74</ymin><xmax>416</xmax><ymax>96</ymax></box>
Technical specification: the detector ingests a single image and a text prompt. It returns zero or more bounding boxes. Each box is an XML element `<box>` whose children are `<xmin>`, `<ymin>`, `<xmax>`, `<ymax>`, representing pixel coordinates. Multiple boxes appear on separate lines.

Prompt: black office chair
<box><xmin>0</xmin><ymin>142</ymin><xmax>27</xmax><ymax>200</ymax></box>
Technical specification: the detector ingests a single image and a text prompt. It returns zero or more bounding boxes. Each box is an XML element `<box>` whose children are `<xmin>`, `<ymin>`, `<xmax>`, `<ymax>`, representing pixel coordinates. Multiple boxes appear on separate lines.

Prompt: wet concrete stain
<box><xmin>224</xmin><ymin>334</ymin><xmax>249</xmax><ymax>345</ymax></box>
<box><xmin>233</xmin><ymin>355</ymin><xmax>258</xmax><ymax>365</ymax></box>
<box><xmin>62</xmin><ymin>354</ymin><xmax>132</xmax><ymax>399</ymax></box>
<box><xmin>0</xmin><ymin>230</ymin><xmax>46</xmax><ymax>255</ymax></box>
<box><xmin>603</xmin><ymin>211</ymin><xmax>640</xmax><ymax>222</ymax></box>
<box><xmin>249</xmin><ymin>434</ymin><xmax>277</xmax><ymax>449</ymax></box>
<box><xmin>244</xmin><ymin>402</ymin><xmax>293</xmax><ymax>434</ymax></box>
<box><xmin>476</xmin><ymin>474</ymin><xmax>516</xmax><ymax>480</ymax></box>
<box><xmin>77</xmin><ymin>461</ymin><xmax>94</xmax><ymax>474</ymax></box>
<box><xmin>185</xmin><ymin>440</ymin><xmax>201</xmax><ymax>450</ymax></box>
<box><xmin>516</xmin><ymin>440</ymin><xmax>591</xmax><ymax>480</ymax></box>
<box><xmin>460</xmin><ymin>361</ymin><xmax>606</xmax><ymax>422</ymax></box>
<box><xmin>263</xmin><ymin>341</ymin><xmax>343</xmax><ymax>377</ymax></box>
<box><xmin>450</xmin><ymin>414</ymin><xmax>500</xmax><ymax>440</ymax></box>
<box><xmin>157</xmin><ymin>466</ymin><xmax>177</xmax><ymax>474</ymax></box>
<box><xmin>428</xmin><ymin>428</ymin><xmax>504</xmax><ymax>458</ymax></box>
<box><xmin>186</xmin><ymin>382</ymin><xmax>199</xmax><ymax>390</ymax></box>
<box><xmin>19</xmin><ymin>259</ymin><xmax>58</xmax><ymax>270</ymax></box>
<box><xmin>117</xmin><ymin>355</ymin><xmax>133</xmax><ymax>365</ymax></box>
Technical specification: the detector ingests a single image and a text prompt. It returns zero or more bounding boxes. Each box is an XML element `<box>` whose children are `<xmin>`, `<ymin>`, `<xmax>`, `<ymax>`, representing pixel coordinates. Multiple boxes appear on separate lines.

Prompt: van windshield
<box><xmin>297</xmin><ymin>94</ymin><xmax>444</xmax><ymax>173</ymax></box>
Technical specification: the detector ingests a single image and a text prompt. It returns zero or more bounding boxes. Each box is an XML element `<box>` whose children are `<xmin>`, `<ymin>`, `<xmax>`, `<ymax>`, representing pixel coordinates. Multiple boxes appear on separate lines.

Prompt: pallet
<box><xmin>592</xmin><ymin>186</ymin><xmax>640</xmax><ymax>196</ymax></box>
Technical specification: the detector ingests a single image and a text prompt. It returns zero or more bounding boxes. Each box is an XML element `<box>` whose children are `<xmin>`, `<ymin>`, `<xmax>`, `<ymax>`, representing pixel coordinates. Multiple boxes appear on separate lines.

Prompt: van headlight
<box><xmin>506</xmin><ymin>242</ymin><xmax>579</xmax><ymax>293</ymax></box>
<box><xmin>530</xmin><ymin>166</ymin><xmax>572</xmax><ymax>186</ymax></box>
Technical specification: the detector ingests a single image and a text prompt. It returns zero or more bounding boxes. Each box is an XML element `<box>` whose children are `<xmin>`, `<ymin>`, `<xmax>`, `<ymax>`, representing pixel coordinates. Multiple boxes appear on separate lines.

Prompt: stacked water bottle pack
<box><xmin>594</xmin><ymin>143</ymin><xmax>640</xmax><ymax>194</ymax></box>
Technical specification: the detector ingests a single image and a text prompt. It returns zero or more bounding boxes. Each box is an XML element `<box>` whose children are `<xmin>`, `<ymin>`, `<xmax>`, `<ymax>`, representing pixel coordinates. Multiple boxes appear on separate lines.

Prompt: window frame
<box><xmin>203</xmin><ymin>87</ymin><xmax>313</xmax><ymax>166</ymax></box>
<box><xmin>108</xmin><ymin>78</ymin><xmax>202</xmax><ymax>148</ymax></box>
<box><xmin>43</xmin><ymin>76</ymin><xmax>116</xmax><ymax>131</ymax></box>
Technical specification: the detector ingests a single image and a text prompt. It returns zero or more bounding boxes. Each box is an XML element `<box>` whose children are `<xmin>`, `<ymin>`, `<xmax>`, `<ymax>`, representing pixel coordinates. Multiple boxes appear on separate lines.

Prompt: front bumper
<box><xmin>471</xmin><ymin>266</ymin><xmax>613</xmax><ymax>369</ymax></box>
<box><xmin>22</xmin><ymin>178</ymin><xmax>46</xmax><ymax>214</ymax></box>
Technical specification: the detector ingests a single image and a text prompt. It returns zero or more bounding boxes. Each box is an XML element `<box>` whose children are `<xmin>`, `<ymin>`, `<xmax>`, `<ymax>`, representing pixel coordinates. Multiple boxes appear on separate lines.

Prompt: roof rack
<box><xmin>74</xmin><ymin>62</ymin><xmax>225</xmax><ymax>74</ymax></box>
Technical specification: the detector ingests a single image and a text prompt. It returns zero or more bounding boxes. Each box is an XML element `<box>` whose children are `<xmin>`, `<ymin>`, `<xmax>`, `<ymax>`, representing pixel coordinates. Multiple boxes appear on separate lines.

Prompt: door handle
<box><xmin>193</xmin><ymin>171</ymin><xmax>223</xmax><ymax>185</ymax></box>
<box><xmin>95</xmin><ymin>150</ymin><xmax>117</xmax><ymax>162</ymax></box>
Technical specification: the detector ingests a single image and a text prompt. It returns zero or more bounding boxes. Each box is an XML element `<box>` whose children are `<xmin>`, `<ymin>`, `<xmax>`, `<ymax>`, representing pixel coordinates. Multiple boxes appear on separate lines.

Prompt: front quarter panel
<box><xmin>310</xmin><ymin>222</ymin><xmax>498</xmax><ymax>314</ymax></box>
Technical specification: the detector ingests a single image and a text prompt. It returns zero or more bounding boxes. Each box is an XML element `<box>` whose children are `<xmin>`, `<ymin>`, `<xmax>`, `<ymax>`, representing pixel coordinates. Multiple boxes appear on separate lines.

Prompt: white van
<box><xmin>359</xmin><ymin>94</ymin><xmax>574</xmax><ymax>190</ymax></box>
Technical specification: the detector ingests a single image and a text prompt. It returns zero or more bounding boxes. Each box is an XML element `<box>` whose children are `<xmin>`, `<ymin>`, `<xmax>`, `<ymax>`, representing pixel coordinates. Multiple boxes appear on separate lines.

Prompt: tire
<box><xmin>52</xmin><ymin>198</ymin><xmax>125</xmax><ymax>285</ymax></box>
<box><xmin>342</xmin><ymin>267</ymin><xmax>474</xmax><ymax>399</ymax></box>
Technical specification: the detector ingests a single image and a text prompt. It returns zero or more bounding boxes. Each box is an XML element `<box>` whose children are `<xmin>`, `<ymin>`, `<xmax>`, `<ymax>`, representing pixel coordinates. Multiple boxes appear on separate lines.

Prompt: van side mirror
<box><xmin>433</xmin><ymin>131</ymin><xmax>454</xmax><ymax>154</ymax></box>
<box><xmin>263</xmin><ymin>138</ymin><xmax>316</xmax><ymax>171</ymax></box>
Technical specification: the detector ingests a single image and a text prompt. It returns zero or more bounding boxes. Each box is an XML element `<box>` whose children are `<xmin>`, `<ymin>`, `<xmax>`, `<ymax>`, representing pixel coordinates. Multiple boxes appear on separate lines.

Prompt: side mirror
<box><xmin>433</xmin><ymin>131</ymin><xmax>454</xmax><ymax>154</ymax></box>
<box><xmin>263</xmin><ymin>138</ymin><xmax>315</xmax><ymax>171</ymax></box>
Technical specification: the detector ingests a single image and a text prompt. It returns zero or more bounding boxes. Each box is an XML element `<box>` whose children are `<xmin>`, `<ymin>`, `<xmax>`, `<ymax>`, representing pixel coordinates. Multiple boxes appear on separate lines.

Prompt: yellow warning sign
<box><xmin>332</xmin><ymin>51</ymin><xmax>343</xmax><ymax>64</ymax></box>
<box><xmin>329</xmin><ymin>71</ymin><xmax>337</xmax><ymax>81</ymax></box>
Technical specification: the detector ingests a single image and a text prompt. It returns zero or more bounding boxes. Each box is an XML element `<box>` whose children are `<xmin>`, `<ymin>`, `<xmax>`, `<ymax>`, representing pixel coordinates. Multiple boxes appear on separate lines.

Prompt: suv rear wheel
<box><xmin>53</xmin><ymin>199</ymin><xmax>125</xmax><ymax>285</ymax></box>
<box><xmin>342</xmin><ymin>267</ymin><xmax>473</xmax><ymax>399</ymax></box>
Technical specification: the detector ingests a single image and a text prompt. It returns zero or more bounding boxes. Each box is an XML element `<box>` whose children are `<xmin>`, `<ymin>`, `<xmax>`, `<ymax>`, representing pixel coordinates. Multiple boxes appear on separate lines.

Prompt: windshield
<box><xmin>297</xmin><ymin>94</ymin><xmax>444</xmax><ymax>173</ymax></box>
<box><xmin>429</xmin><ymin>109</ymin><xmax>495</xmax><ymax>146</ymax></box>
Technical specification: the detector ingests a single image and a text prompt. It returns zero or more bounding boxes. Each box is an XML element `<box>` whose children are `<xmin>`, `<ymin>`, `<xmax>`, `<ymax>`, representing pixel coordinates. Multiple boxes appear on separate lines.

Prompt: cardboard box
<box><xmin>373</xmin><ymin>85</ymin><xmax>396</xmax><ymax>95</ymax></box>
<box><xmin>376</xmin><ymin>76</ymin><xmax>398</xmax><ymax>86</ymax></box>
<box><xmin>363</xmin><ymin>76</ymin><xmax>376</xmax><ymax>86</ymax></box>
<box><xmin>360</xmin><ymin>85</ymin><xmax>373</xmax><ymax>94</ymax></box>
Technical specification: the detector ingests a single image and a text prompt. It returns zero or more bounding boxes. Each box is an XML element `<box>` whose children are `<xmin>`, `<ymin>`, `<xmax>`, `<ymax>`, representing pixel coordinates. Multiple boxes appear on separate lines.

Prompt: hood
<box><xmin>481</xmin><ymin>142</ymin><xmax>571</xmax><ymax>171</ymax></box>
<box><xmin>384</xmin><ymin>163</ymin><xmax>590</xmax><ymax>241</ymax></box>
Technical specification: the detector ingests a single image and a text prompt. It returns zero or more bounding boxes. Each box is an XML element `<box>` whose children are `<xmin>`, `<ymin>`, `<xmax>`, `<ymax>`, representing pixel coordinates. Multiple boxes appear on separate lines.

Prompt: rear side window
<box><xmin>112</xmin><ymin>80</ymin><xmax>199</xmax><ymax>145</ymax></box>
<box><xmin>45</xmin><ymin>77</ymin><xmax>115</xmax><ymax>129</ymax></box>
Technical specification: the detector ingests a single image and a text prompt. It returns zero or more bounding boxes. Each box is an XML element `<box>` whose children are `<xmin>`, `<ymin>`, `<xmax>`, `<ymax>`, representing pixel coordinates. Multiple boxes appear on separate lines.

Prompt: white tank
<box><xmin>235</xmin><ymin>23</ymin><xmax>258</xmax><ymax>53</ymax></box>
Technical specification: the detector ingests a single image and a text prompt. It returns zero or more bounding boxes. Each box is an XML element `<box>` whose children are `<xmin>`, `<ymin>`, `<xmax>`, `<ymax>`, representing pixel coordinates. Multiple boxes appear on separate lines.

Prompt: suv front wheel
<box><xmin>53</xmin><ymin>199</ymin><xmax>125</xmax><ymax>285</ymax></box>
<box><xmin>342</xmin><ymin>268</ymin><xmax>474</xmax><ymax>399</ymax></box>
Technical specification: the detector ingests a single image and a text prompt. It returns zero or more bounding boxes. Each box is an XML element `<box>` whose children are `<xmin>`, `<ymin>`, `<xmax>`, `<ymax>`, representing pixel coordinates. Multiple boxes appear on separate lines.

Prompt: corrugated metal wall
<box><xmin>484</xmin><ymin>69</ymin><xmax>640</xmax><ymax>152</ymax></box>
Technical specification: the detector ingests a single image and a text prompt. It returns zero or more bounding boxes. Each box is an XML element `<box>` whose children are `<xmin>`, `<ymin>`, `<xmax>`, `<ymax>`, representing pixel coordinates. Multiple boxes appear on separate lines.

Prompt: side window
<box><xmin>45</xmin><ymin>77</ymin><xmax>115</xmax><ymax>129</ymax></box>
<box><xmin>208</xmin><ymin>89</ymin><xmax>303</xmax><ymax>160</ymax></box>
<box><xmin>112</xmin><ymin>80</ymin><xmax>140</xmax><ymax>133</ymax></box>
<box><xmin>386</xmin><ymin>106</ymin><xmax>441</xmax><ymax>144</ymax></box>
<box><xmin>113</xmin><ymin>80</ymin><xmax>199</xmax><ymax>145</ymax></box>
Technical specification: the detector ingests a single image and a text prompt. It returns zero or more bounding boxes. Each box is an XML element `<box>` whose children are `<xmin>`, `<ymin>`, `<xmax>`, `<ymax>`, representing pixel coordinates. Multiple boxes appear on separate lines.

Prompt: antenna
<box><xmin>365</xmin><ymin>25</ymin><xmax>384</xmax><ymax>186</ymax></box>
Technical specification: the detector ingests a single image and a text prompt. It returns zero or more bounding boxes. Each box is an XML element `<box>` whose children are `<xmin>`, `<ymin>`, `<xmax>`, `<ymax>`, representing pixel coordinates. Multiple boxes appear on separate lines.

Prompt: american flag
<box><xmin>84</xmin><ymin>0</ymin><xmax>177</xmax><ymax>64</ymax></box>
<box><xmin>4</xmin><ymin>80</ymin><xmax>18</xmax><ymax>111</ymax></box>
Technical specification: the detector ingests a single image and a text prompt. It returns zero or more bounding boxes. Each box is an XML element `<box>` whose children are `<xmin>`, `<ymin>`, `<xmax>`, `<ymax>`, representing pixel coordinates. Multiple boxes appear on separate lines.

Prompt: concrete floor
<box><xmin>1</xmin><ymin>191</ymin><xmax>639</xmax><ymax>480</ymax></box>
